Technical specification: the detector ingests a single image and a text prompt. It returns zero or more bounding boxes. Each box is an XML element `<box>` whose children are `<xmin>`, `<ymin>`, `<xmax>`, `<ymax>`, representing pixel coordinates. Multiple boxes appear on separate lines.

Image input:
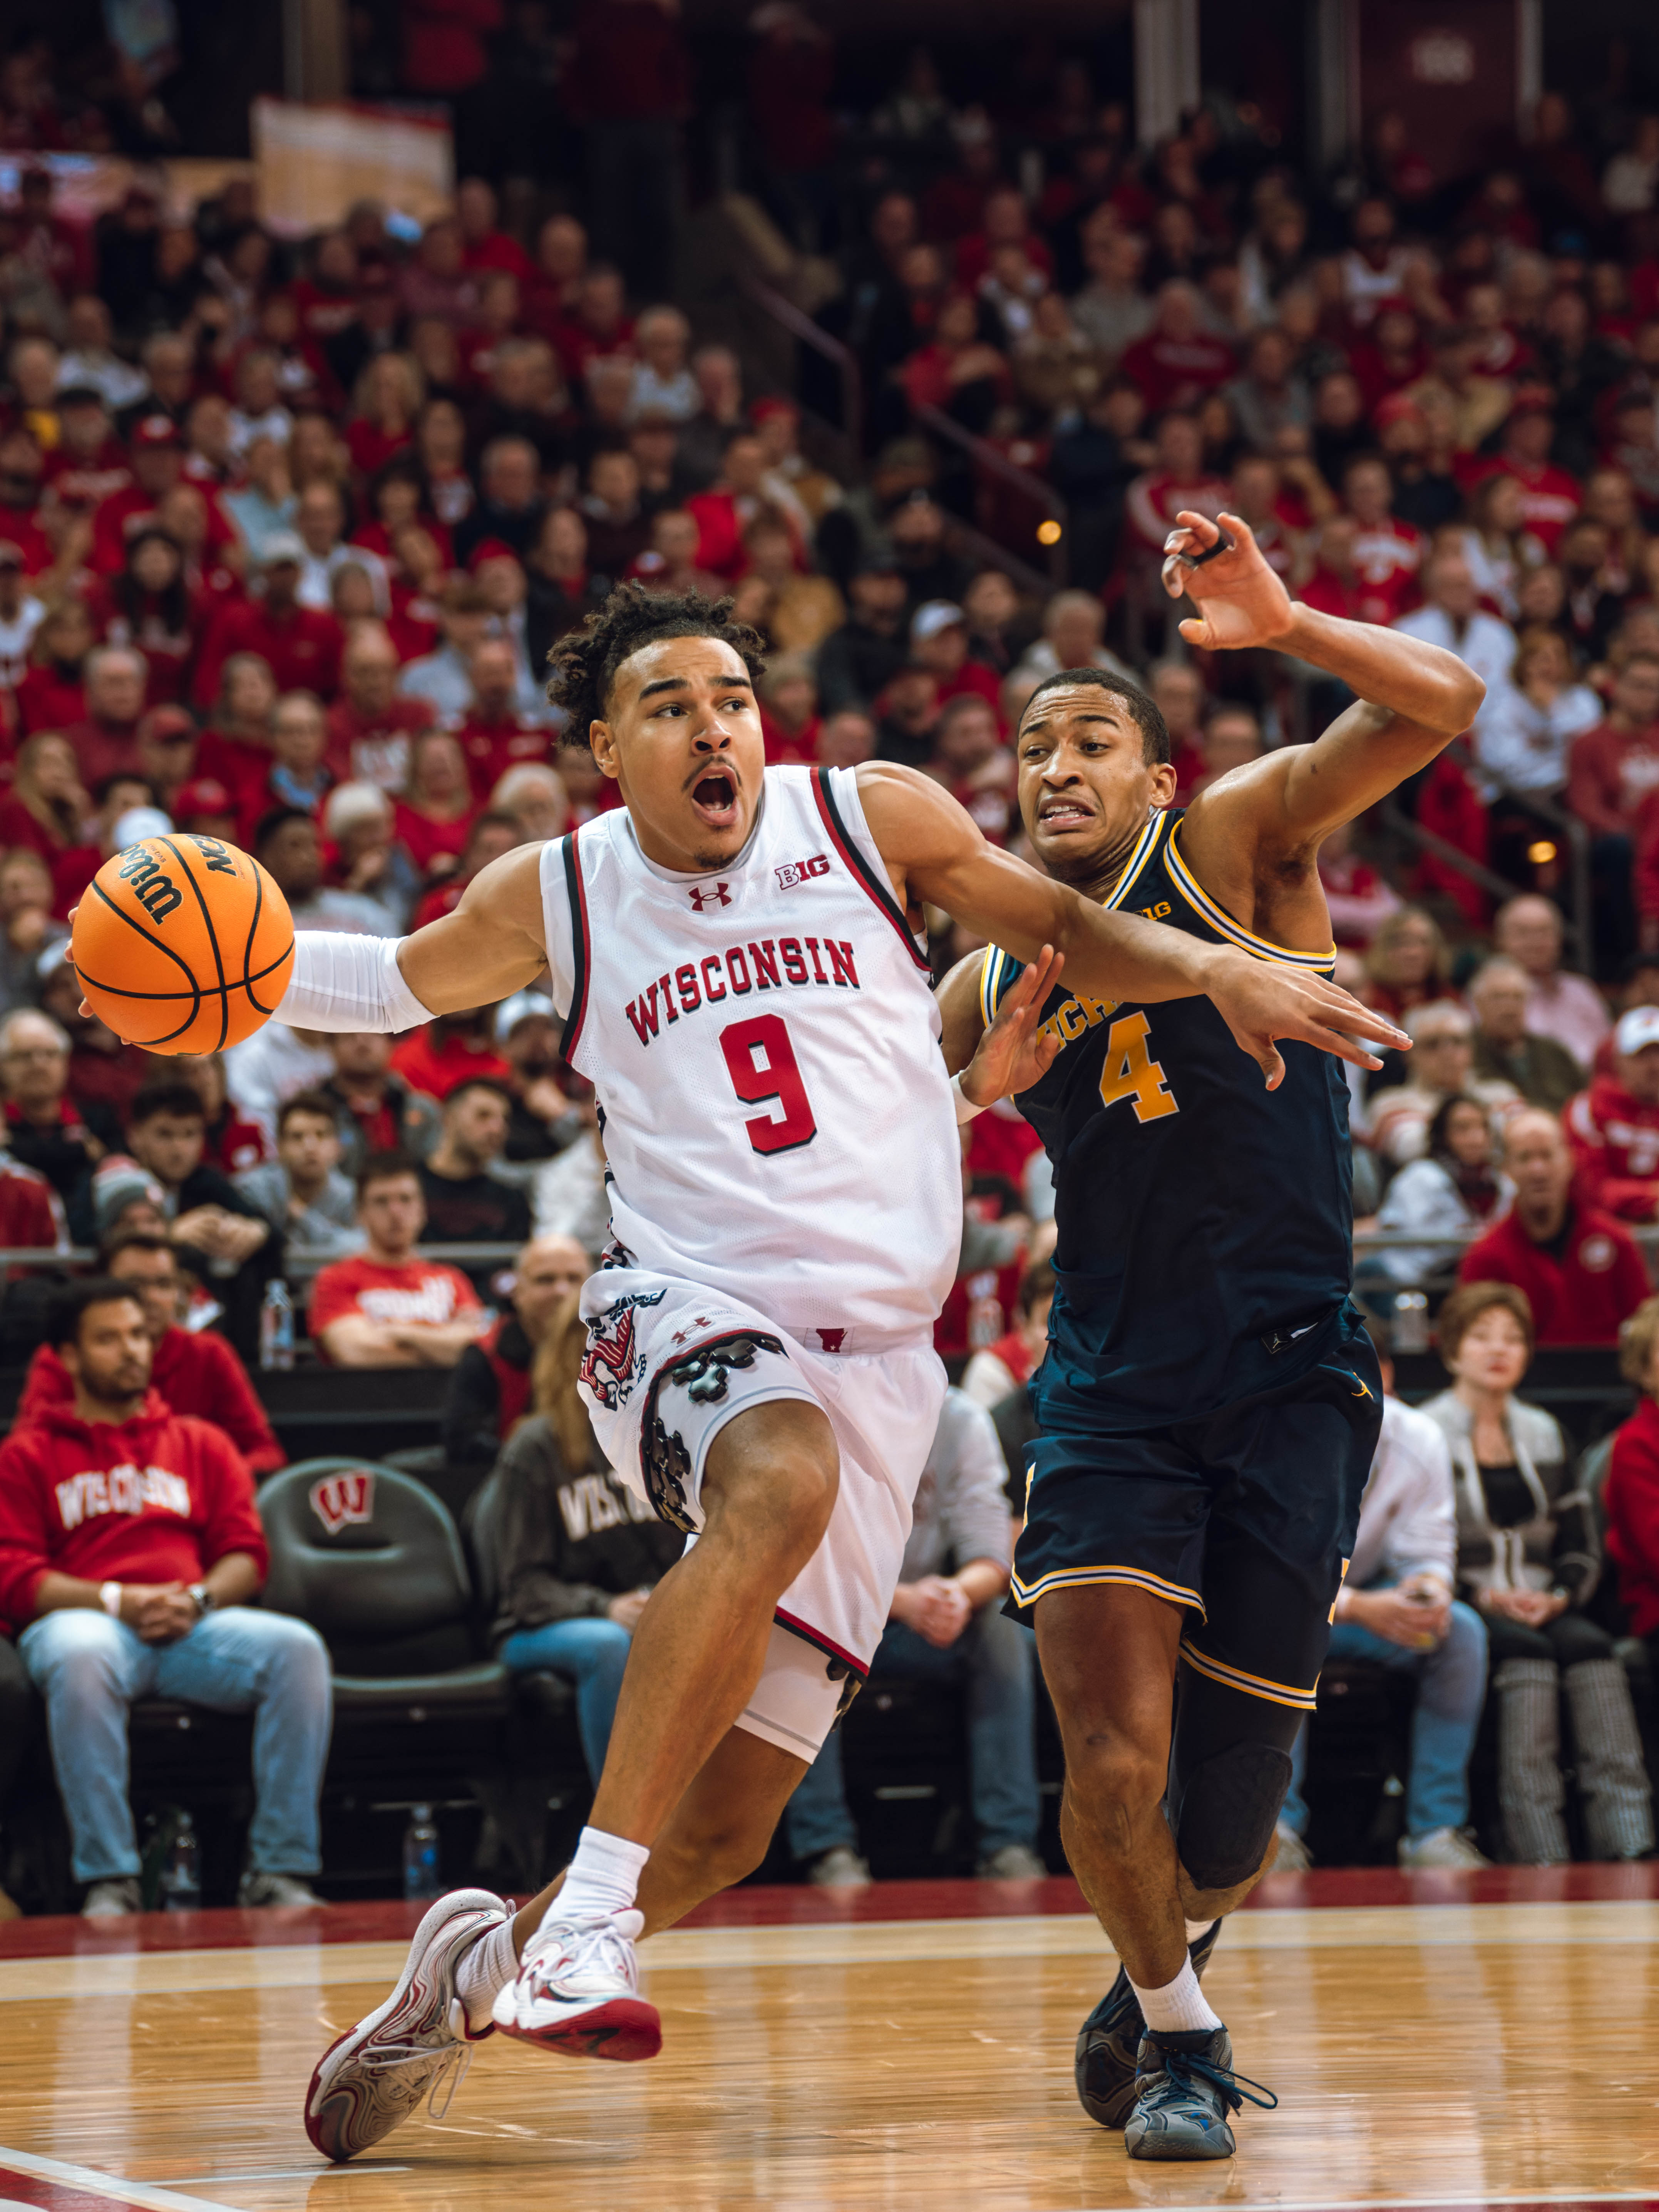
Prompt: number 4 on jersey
<box><xmin>1097</xmin><ymin>1010</ymin><xmax>1179</xmax><ymax>1123</ymax></box>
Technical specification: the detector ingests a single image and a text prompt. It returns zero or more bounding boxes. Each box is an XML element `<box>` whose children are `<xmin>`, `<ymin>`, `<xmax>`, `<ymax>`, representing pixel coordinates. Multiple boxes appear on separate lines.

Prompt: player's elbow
<box><xmin>1442</xmin><ymin>666</ymin><xmax>1485</xmax><ymax>734</ymax></box>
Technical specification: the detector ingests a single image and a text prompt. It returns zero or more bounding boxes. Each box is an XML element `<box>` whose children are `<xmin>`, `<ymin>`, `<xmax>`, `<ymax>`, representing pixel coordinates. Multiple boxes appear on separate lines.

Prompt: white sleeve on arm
<box><xmin>275</xmin><ymin>933</ymin><xmax>435</xmax><ymax>1033</ymax></box>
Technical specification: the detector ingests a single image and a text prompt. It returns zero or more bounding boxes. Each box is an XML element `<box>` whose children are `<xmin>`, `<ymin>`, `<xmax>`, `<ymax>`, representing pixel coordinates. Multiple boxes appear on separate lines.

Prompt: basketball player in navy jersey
<box><xmin>154</xmin><ymin>584</ymin><xmax>1400</xmax><ymax>2162</ymax></box>
<box><xmin>939</xmin><ymin>512</ymin><xmax>1485</xmax><ymax>2161</ymax></box>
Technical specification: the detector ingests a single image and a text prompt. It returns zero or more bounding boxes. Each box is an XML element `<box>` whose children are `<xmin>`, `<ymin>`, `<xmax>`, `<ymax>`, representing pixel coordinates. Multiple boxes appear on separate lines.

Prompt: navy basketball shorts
<box><xmin>1010</xmin><ymin>1306</ymin><xmax>1383</xmax><ymax>1718</ymax></box>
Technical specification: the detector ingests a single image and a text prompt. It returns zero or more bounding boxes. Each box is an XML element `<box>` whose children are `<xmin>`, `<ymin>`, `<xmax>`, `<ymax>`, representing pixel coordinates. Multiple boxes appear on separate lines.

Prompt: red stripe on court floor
<box><xmin>1</xmin><ymin>1862</ymin><xmax>1655</xmax><ymax>1960</ymax></box>
<box><xmin>0</xmin><ymin>2167</ymin><xmax>154</xmax><ymax>2212</ymax></box>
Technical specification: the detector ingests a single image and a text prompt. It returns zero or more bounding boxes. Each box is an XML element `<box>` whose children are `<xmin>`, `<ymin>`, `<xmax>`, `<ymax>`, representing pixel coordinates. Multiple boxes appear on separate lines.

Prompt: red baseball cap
<box><xmin>467</xmin><ymin>538</ymin><xmax>518</xmax><ymax>570</ymax></box>
<box><xmin>131</xmin><ymin>414</ymin><xmax>183</xmax><ymax>449</ymax></box>
<box><xmin>174</xmin><ymin>777</ymin><xmax>236</xmax><ymax>819</ymax></box>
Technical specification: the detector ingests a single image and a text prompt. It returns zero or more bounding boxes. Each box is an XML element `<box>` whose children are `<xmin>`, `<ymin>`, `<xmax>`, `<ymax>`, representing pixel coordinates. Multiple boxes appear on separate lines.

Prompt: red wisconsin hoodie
<box><xmin>16</xmin><ymin>1331</ymin><xmax>285</xmax><ymax>1476</ymax></box>
<box><xmin>0</xmin><ymin>1392</ymin><xmax>268</xmax><ymax>1632</ymax></box>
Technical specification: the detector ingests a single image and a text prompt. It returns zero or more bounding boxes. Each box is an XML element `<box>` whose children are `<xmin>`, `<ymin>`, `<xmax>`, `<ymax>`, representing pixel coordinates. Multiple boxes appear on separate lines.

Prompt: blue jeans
<box><xmin>18</xmin><ymin>1607</ymin><xmax>332</xmax><ymax>1883</ymax></box>
<box><xmin>785</xmin><ymin>1607</ymin><xmax>1040</xmax><ymax>1860</ymax></box>
<box><xmin>498</xmin><ymin>1616</ymin><xmax>634</xmax><ymax>1787</ymax></box>
<box><xmin>1281</xmin><ymin>1599</ymin><xmax>1488</xmax><ymax>1841</ymax></box>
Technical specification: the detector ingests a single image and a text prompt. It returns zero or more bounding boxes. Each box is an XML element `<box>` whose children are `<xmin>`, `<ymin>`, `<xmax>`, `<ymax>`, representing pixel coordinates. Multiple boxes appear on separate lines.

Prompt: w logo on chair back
<box><xmin>310</xmin><ymin>1469</ymin><xmax>375</xmax><ymax>1535</ymax></box>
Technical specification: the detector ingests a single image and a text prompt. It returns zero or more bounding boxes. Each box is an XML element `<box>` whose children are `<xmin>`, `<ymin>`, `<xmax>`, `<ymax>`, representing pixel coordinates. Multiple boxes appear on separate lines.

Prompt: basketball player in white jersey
<box><xmin>211</xmin><ymin>586</ymin><xmax>1403</xmax><ymax>2161</ymax></box>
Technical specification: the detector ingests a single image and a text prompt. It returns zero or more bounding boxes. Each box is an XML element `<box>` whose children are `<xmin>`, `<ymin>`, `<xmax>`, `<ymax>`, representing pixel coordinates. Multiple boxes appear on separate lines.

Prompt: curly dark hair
<box><xmin>546</xmin><ymin>583</ymin><xmax>768</xmax><ymax>749</ymax></box>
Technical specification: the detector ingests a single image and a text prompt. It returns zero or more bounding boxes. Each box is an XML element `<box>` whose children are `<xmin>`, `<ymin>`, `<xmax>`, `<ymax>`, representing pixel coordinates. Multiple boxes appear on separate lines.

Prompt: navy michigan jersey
<box><xmin>982</xmin><ymin>804</ymin><xmax>1358</xmax><ymax>1434</ymax></box>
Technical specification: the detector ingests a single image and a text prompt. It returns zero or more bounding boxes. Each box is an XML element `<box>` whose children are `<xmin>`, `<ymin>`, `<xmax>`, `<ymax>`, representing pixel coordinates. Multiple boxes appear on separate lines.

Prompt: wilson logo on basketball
<box><xmin>310</xmin><ymin>1470</ymin><xmax>375</xmax><ymax>1533</ymax></box>
<box><xmin>114</xmin><ymin>844</ymin><xmax>183</xmax><ymax>922</ymax></box>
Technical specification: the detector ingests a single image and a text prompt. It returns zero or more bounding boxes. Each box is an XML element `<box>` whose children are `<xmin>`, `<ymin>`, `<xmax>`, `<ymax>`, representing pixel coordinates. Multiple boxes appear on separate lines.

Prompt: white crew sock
<box><xmin>454</xmin><ymin>1915</ymin><xmax>521</xmax><ymax>2034</ymax></box>
<box><xmin>1128</xmin><ymin>1956</ymin><xmax>1222</xmax><ymax>2036</ymax></box>
<box><xmin>547</xmin><ymin>1826</ymin><xmax>650</xmax><ymax>1926</ymax></box>
<box><xmin>1185</xmin><ymin>1917</ymin><xmax>1219</xmax><ymax>1946</ymax></box>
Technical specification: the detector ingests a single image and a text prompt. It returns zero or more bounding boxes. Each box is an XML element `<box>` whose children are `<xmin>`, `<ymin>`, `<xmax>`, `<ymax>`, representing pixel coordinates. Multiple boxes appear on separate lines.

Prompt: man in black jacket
<box><xmin>441</xmin><ymin>1233</ymin><xmax>592</xmax><ymax>1482</ymax></box>
<box><xmin>119</xmin><ymin>1083</ymin><xmax>283</xmax><ymax>1363</ymax></box>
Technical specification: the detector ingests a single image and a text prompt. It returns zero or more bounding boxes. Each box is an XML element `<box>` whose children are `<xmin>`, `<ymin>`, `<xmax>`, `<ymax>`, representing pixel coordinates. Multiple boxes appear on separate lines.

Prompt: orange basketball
<box><xmin>71</xmin><ymin>834</ymin><xmax>295</xmax><ymax>1056</ymax></box>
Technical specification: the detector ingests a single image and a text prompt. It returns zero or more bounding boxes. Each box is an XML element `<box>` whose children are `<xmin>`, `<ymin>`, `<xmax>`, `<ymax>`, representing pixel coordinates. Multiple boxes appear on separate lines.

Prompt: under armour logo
<box><xmin>689</xmin><ymin>881</ymin><xmax>732</xmax><ymax>911</ymax></box>
<box><xmin>776</xmin><ymin>855</ymin><xmax>831</xmax><ymax>890</ymax></box>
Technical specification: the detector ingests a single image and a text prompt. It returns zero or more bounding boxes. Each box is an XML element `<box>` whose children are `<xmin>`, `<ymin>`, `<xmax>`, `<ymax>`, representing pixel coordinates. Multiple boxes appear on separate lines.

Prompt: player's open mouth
<box><xmin>690</xmin><ymin>771</ymin><xmax>739</xmax><ymax>828</ymax></box>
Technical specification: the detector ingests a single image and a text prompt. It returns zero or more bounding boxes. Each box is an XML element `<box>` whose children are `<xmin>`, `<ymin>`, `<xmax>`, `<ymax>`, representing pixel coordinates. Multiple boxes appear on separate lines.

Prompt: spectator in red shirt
<box><xmin>196</xmin><ymin>651</ymin><xmax>278</xmax><ymax>794</ymax></box>
<box><xmin>195</xmin><ymin>536</ymin><xmax>343</xmax><ymax>707</ymax></box>
<box><xmin>926</xmin><ymin>695</ymin><xmax>1014</xmax><ymax>842</ymax></box>
<box><xmin>309</xmin><ymin>1150</ymin><xmax>485</xmax><ymax>1367</ymax></box>
<box><xmin>0</xmin><ymin>732</ymin><xmax>100</xmax><ymax>918</ymax></box>
<box><xmin>0</xmin><ymin>1275</ymin><xmax>328</xmax><ymax>1913</ymax></box>
<box><xmin>910</xmin><ymin>600</ymin><xmax>1004</xmax><ymax>721</ymax></box>
<box><xmin>0</xmin><ymin>1006</ymin><xmax>119</xmax><ymax>1204</ymax></box>
<box><xmin>1123</xmin><ymin>409</ymin><xmax>1229</xmax><ymax>559</ymax></box>
<box><xmin>62</xmin><ymin>644</ymin><xmax>146</xmax><ymax>788</ymax></box>
<box><xmin>1459</xmin><ymin>1108</ymin><xmax>1650</xmax><ymax>1345</ymax></box>
<box><xmin>15</xmin><ymin>597</ymin><xmax>94</xmax><ymax>735</ymax></box>
<box><xmin>1119</xmin><ymin>282</ymin><xmax>1235</xmax><ymax>414</ymax></box>
<box><xmin>457</xmin><ymin>177</ymin><xmax>536</xmax><ymax>283</ymax></box>
<box><xmin>18</xmin><ymin>1231</ymin><xmax>283</xmax><ymax>1474</ymax></box>
<box><xmin>453</xmin><ymin>635</ymin><xmax>551</xmax><ymax>799</ymax></box>
<box><xmin>953</xmin><ymin>184</ymin><xmax>1053</xmax><ymax>293</ymax></box>
<box><xmin>1471</xmin><ymin>390</ymin><xmax>1584</xmax><ymax>554</ymax></box>
<box><xmin>393</xmin><ymin>729</ymin><xmax>479</xmax><ymax>879</ymax></box>
<box><xmin>1565</xmin><ymin>1006</ymin><xmax>1659</xmax><ymax>1220</ymax></box>
<box><xmin>1302</xmin><ymin>514</ymin><xmax>1391</xmax><ymax>626</ymax></box>
<box><xmin>1342</xmin><ymin>453</ymin><xmax>1426</xmax><ymax>626</ymax></box>
<box><xmin>391</xmin><ymin>1002</ymin><xmax>516</xmax><ymax>1104</ymax></box>
<box><xmin>685</xmin><ymin>435</ymin><xmax>803</xmax><ymax>581</ymax></box>
<box><xmin>0</xmin><ymin>427</ymin><xmax>54</xmax><ymax>579</ymax></box>
<box><xmin>90</xmin><ymin>528</ymin><xmax>201</xmax><ymax>707</ymax></box>
<box><xmin>325</xmin><ymin>621</ymin><xmax>435</xmax><ymax>793</ymax></box>
<box><xmin>234</xmin><ymin>687</ymin><xmax>334</xmax><ymax>838</ymax></box>
<box><xmin>1602</xmin><ymin>1296</ymin><xmax>1659</xmax><ymax>1650</ymax></box>
<box><xmin>0</xmin><ymin>1137</ymin><xmax>67</xmax><ymax>1253</ymax></box>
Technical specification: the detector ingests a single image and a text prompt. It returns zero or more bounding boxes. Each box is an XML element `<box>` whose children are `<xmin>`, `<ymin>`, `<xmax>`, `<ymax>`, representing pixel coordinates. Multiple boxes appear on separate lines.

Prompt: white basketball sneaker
<box><xmin>492</xmin><ymin>1906</ymin><xmax>661</xmax><ymax>2060</ymax></box>
<box><xmin>305</xmin><ymin>1888</ymin><xmax>507</xmax><ymax>2162</ymax></box>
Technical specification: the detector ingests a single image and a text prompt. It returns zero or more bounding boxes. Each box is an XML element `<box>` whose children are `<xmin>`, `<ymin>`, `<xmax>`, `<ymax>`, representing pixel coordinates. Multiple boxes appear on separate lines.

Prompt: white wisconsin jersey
<box><xmin>540</xmin><ymin>764</ymin><xmax>961</xmax><ymax>1340</ymax></box>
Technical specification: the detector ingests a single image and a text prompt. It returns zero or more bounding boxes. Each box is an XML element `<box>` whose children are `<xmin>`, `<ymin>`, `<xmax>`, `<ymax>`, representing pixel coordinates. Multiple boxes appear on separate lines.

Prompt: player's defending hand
<box><xmin>1161</xmin><ymin>509</ymin><xmax>1296</xmax><ymax>651</ymax></box>
<box><xmin>1205</xmin><ymin>946</ymin><xmax>1408</xmax><ymax>1088</ymax></box>
<box><xmin>960</xmin><ymin>944</ymin><xmax>1066</xmax><ymax>1107</ymax></box>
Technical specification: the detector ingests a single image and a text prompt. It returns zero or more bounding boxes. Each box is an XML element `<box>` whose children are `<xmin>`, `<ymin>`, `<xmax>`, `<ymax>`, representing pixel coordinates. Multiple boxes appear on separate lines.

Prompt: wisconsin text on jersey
<box><xmin>623</xmin><ymin>933</ymin><xmax>864</xmax><ymax>1047</ymax></box>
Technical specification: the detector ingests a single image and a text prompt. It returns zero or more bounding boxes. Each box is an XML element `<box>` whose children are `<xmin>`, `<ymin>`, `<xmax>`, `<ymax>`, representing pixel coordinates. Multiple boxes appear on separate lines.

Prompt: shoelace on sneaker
<box><xmin>526</xmin><ymin>1914</ymin><xmax>639</xmax><ymax>1995</ymax></box>
<box><xmin>1143</xmin><ymin>2046</ymin><xmax>1278</xmax><ymax>2119</ymax></box>
<box><xmin>357</xmin><ymin>2036</ymin><xmax>473</xmax><ymax>2122</ymax></box>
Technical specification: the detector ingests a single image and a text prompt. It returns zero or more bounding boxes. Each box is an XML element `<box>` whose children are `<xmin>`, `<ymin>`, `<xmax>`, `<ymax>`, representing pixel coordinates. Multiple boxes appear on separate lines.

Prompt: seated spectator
<box><xmin>909</xmin><ymin>599</ymin><xmax>1002</xmax><ymax>718</ymax></box>
<box><xmin>0</xmin><ymin>849</ymin><xmax>67</xmax><ymax>1010</ymax></box>
<box><xmin>454</xmin><ymin>437</ymin><xmax>546</xmax><ymax>570</ymax></box>
<box><xmin>442</xmin><ymin>1231</ymin><xmax>591</xmax><ymax>1480</ymax></box>
<box><xmin>258</xmin><ymin>806</ymin><xmax>400</xmax><ymax>935</ymax></box>
<box><xmin>1011</xmin><ymin>589</ymin><xmax>1134</xmax><ymax>687</ymax></box>
<box><xmin>1189</xmin><ymin>703</ymin><xmax>1266</xmax><ymax>796</ymax></box>
<box><xmin>814</xmin><ymin>560</ymin><xmax>910</xmax><ymax>716</ymax></box>
<box><xmin>1394</xmin><ymin>543</ymin><xmax>1516</xmax><ymax>697</ymax></box>
<box><xmin>1119</xmin><ymin>281</ymin><xmax>1234</xmax><ymax>414</ymax></box>
<box><xmin>927</xmin><ymin>695</ymin><xmax>1014</xmax><ymax>841</ymax></box>
<box><xmin>319</xmin><ymin>1031</ymin><xmax>442</xmax><ymax>1176</ymax></box>
<box><xmin>1122</xmin><ymin>410</ymin><xmax>1229</xmax><ymax>567</ymax></box>
<box><xmin>398</xmin><ymin>580</ymin><xmax>495</xmax><ymax>725</ymax></box>
<box><xmin>1474</xmin><ymin>627</ymin><xmax>1602</xmax><ymax>798</ymax></box>
<box><xmin>194</xmin><ymin>536</ymin><xmax>342</xmax><ymax>708</ymax></box>
<box><xmin>325</xmin><ymin>621</ymin><xmax>434</xmax><ymax>793</ymax></box>
<box><xmin>234</xmin><ymin>1091</ymin><xmax>362</xmax><ymax>1263</ymax></box>
<box><xmin>1565</xmin><ymin>1005</ymin><xmax>1659</xmax><ymax>1219</ymax></box>
<box><xmin>1278</xmin><ymin>1342</ymin><xmax>1490</xmax><ymax>1870</ymax></box>
<box><xmin>1371</xmin><ymin>1094</ymin><xmax>1512</xmax><ymax>1290</ymax></box>
<box><xmin>320</xmin><ymin>783</ymin><xmax>421</xmax><ymax>933</ymax></box>
<box><xmin>35</xmin><ymin>945</ymin><xmax>149</xmax><ymax>1120</ymax></box>
<box><xmin>0</xmin><ymin>1276</ymin><xmax>328</xmax><ymax>1914</ymax></box>
<box><xmin>0</xmin><ymin>1008</ymin><xmax>120</xmax><ymax>1201</ymax></box>
<box><xmin>533</xmin><ymin>1080</ymin><xmax>607</xmax><ymax>1252</ymax></box>
<box><xmin>579</xmin><ymin>450</ymin><xmax>653</xmax><ymax>579</ymax></box>
<box><xmin>960</xmin><ymin>1258</ymin><xmax>1053</xmax><ymax>1412</ymax></box>
<box><xmin>452</xmin><ymin>636</ymin><xmax>550</xmax><ymax>802</ymax></box>
<box><xmin>174</xmin><ymin>1055</ymin><xmax>268</xmax><ymax>1180</ymax></box>
<box><xmin>393</xmin><ymin>730</ymin><xmax>478</xmax><ymax>881</ymax></box>
<box><xmin>121</xmin><ymin>1082</ymin><xmax>278</xmax><ymax>1360</ymax></box>
<box><xmin>197</xmin><ymin>651</ymin><xmax>279</xmax><ymax>792</ymax></box>
<box><xmin>17</xmin><ymin>1231</ymin><xmax>283</xmax><ymax>1475</ymax></box>
<box><xmin>1365</xmin><ymin>1001</ymin><xmax>1519</xmax><ymax>1167</ymax></box>
<box><xmin>1459</xmin><ymin>1109</ymin><xmax>1649</xmax><ymax>1346</ymax></box>
<box><xmin>1470</xmin><ymin>957</ymin><xmax>1585</xmax><ymax>1111</ymax></box>
<box><xmin>499</xmin><ymin>1001</ymin><xmax>581</xmax><ymax>1162</ymax></box>
<box><xmin>1423</xmin><ymin>1283</ymin><xmax>1653</xmax><ymax>1863</ymax></box>
<box><xmin>492</xmin><ymin>763</ymin><xmax>570</xmax><ymax>848</ymax></box>
<box><xmin>1493</xmin><ymin>894</ymin><xmax>1611</xmax><ymax>1071</ymax></box>
<box><xmin>391</xmin><ymin>1006</ymin><xmax>515</xmax><ymax>1107</ymax></box>
<box><xmin>63</xmin><ymin>644</ymin><xmax>146</xmax><ymax>789</ymax></box>
<box><xmin>15</xmin><ymin>598</ymin><xmax>94</xmax><ymax>738</ymax></box>
<box><xmin>473</xmin><ymin>1286</ymin><xmax>685</xmax><ymax>1785</ymax></box>
<box><xmin>418</xmin><ymin>1078</ymin><xmax>532</xmax><ymax>1286</ymax></box>
<box><xmin>309</xmin><ymin>1151</ymin><xmax>486</xmax><ymax>1368</ymax></box>
<box><xmin>783</xmin><ymin>1389</ymin><xmax>1041</xmax><ymax>1885</ymax></box>
<box><xmin>686</xmin><ymin>435</ymin><xmax>800</xmax><ymax>581</ymax></box>
<box><xmin>235</xmin><ymin>688</ymin><xmax>333</xmax><ymax>836</ymax></box>
<box><xmin>1603</xmin><ymin>1296</ymin><xmax>1659</xmax><ymax>1675</ymax></box>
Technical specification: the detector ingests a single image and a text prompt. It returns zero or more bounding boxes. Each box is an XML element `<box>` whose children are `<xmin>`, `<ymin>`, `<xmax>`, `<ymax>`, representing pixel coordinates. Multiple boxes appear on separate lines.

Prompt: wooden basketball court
<box><xmin>1</xmin><ymin>1869</ymin><xmax>1655</xmax><ymax>2212</ymax></box>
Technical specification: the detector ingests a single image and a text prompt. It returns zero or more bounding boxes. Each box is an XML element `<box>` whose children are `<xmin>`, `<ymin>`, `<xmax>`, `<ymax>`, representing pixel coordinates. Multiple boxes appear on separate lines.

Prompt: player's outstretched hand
<box><xmin>961</xmin><ymin>944</ymin><xmax>1066</xmax><ymax>1108</ymax></box>
<box><xmin>1205</xmin><ymin>948</ymin><xmax>1409</xmax><ymax>1088</ymax></box>
<box><xmin>1161</xmin><ymin>509</ymin><xmax>1297</xmax><ymax>652</ymax></box>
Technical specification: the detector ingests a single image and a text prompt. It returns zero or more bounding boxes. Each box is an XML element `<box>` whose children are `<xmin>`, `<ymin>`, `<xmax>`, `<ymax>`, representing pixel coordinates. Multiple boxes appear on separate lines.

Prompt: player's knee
<box><xmin>703</xmin><ymin>1408</ymin><xmax>839</xmax><ymax>1569</ymax></box>
<box><xmin>1174</xmin><ymin>1739</ymin><xmax>1292</xmax><ymax>1894</ymax></box>
<box><xmin>655</xmin><ymin>1799</ymin><xmax>778</xmax><ymax>1891</ymax></box>
<box><xmin>1065</xmin><ymin>1734</ymin><xmax>1167</xmax><ymax>1849</ymax></box>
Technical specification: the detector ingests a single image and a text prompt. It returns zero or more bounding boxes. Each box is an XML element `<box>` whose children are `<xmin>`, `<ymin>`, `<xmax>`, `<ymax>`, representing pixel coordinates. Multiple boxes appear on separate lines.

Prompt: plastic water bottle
<box><xmin>403</xmin><ymin>1804</ymin><xmax>441</xmax><ymax>1901</ymax></box>
<box><xmin>162</xmin><ymin>1812</ymin><xmax>201</xmax><ymax>1911</ymax></box>
<box><xmin>259</xmin><ymin>1278</ymin><xmax>295</xmax><ymax>1371</ymax></box>
<box><xmin>1391</xmin><ymin>1289</ymin><xmax>1430</xmax><ymax>1356</ymax></box>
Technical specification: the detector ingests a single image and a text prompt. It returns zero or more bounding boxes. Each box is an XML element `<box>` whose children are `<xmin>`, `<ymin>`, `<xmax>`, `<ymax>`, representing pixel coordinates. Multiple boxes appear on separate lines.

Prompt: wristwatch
<box><xmin>188</xmin><ymin>1582</ymin><xmax>213</xmax><ymax>1618</ymax></box>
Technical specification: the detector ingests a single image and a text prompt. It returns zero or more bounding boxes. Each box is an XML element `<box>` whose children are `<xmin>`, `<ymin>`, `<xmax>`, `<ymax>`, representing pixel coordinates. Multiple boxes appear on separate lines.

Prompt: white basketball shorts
<box><xmin>577</xmin><ymin>1264</ymin><xmax>946</xmax><ymax>1758</ymax></box>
